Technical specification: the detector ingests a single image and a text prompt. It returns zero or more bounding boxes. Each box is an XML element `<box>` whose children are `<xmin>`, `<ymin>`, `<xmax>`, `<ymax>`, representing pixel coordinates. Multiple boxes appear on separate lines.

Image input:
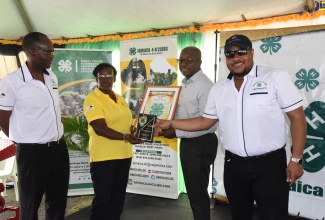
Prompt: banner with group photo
<box><xmin>213</xmin><ymin>30</ymin><xmax>325</xmax><ymax>219</ymax></box>
<box><xmin>51</xmin><ymin>49</ymin><xmax>112</xmax><ymax>196</ymax></box>
<box><xmin>120</xmin><ymin>36</ymin><xmax>179</xmax><ymax>199</ymax></box>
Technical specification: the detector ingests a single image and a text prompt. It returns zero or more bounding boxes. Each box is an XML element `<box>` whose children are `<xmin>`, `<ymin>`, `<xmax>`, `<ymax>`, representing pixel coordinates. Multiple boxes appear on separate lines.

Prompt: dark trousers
<box><xmin>224</xmin><ymin>148</ymin><xmax>289</xmax><ymax>220</ymax></box>
<box><xmin>180</xmin><ymin>133</ymin><xmax>218</xmax><ymax>220</ymax></box>
<box><xmin>90</xmin><ymin>158</ymin><xmax>132</xmax><ymax>220</ymax></box>
<box><xmin>16</xmin><ymin>138</ymin><xmax>70</xmax><ymax>220</ymax></box>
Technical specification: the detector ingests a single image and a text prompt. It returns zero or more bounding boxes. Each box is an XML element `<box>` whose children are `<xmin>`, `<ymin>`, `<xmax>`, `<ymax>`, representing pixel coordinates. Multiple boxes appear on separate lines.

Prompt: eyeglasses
<box><xmin>97</xmin><ymin>74</ymin><xmax>114</xmax><ymax>79</ymax></box>
<box><xmin>224</xmin><ymin>49</ymin><xmax>249</xmax><ymax>59</ymax></box>
<box><xmin>177</xmin><ymin>58</ymin><xmax>198</xmax><ymax>64</ymax></box>
<box><xmin>40</xmin><ymin>50</ymin><xmax>55</xmax><ymax>56</ymax></box>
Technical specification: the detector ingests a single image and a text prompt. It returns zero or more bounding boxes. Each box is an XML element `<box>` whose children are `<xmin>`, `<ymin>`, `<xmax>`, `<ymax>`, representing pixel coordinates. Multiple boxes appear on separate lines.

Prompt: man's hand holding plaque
<box><xmin>135</xmin><ymin>114</ymin><xmax>157</xmax><ymax>142</ymax></box>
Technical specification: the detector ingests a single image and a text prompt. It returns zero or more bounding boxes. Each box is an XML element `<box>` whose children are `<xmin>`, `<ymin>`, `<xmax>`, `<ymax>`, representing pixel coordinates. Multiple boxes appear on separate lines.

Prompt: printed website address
<box><xmin>133</xmin><ymin>181</ymin><xmax>170</xmax><ymax>188</ymax></box>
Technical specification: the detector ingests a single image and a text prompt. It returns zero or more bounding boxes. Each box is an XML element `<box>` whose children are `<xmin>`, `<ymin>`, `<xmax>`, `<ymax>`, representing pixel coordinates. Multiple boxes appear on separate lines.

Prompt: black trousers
<box><xmin>16</xmin><ymin>138</ymin><xmax>70</xmax><ymax>220</ymax></box>
<box><xmin>90</xmin><ymin>158</ymin><xmax>132</xmax><ymax>220</ymax></box>
<box><xmin>180</xmin><ymin>133</ymin><xmax>218</xmax><ymax>220</ymax></box>
<box><xmin>224</xmin><ymin>148</ymin><xmax>289</xmax><ymax>220</ymax></box>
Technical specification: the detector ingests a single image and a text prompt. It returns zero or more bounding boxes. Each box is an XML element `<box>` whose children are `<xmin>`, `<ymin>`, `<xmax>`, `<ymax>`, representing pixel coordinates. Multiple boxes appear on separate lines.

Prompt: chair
<box><xmin>0</xmin><ymin>156</ymin><xmax>19</xmax><ymax>201</ymax></box>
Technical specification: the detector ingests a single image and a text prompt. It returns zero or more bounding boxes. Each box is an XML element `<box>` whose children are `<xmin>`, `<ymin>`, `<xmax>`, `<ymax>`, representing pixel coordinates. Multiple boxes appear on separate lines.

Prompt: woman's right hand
<box><xmin>124</xmin><ymin>134</ymin><xmax>143</xmax><ymax>144</ymax></box>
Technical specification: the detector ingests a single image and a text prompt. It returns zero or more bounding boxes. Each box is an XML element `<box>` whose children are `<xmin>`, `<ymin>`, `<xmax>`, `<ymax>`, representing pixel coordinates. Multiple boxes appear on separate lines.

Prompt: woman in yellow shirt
<box><xmin>83</xmin><ymin>63</ymin><xmax>142</xmax><ymax>220</ymax></box>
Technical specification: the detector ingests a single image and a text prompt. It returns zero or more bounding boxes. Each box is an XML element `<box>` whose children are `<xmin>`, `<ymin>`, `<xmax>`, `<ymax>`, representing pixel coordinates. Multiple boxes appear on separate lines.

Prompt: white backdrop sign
<box><xmin>120</xmin><ymin>36</ymin><xmax>179</xmax><ymax>199</ymax></box>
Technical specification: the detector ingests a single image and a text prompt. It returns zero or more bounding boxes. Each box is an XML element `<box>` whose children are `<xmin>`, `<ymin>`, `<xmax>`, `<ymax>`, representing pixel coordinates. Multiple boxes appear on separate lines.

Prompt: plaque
<box><xmin>136</xmin><ymin>113</ymin><xmax>157</xmax><ymax>142</ymax></box>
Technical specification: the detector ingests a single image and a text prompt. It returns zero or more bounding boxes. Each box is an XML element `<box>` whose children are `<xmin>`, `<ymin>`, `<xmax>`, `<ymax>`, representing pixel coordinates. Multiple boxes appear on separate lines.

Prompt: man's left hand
<box><xmin>286</xmin><ymin>162</ymin><xmax>304</xmax><ymax>186</ymax></box>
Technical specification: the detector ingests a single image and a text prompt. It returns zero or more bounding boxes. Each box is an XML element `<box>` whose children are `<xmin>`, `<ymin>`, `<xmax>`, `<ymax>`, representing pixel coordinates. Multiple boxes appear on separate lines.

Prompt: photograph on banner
<box><xmin>51</xmin><ymin>49</ymin><xmax>112</xmax><ymax>195</ymax></box>
<box><xmin>120</xmin><ymin>36</ymin><xmax>178</xmax><ymax>119</ymax></box>
<box><xmin>52</xmin><ymin>49</ymin><xmax>112</xmax><ymax>117</ymax></box>
<box><xmin>120</xmin><ymin>36</ymin><xmax>180</xmax><ymax>199</ymax></box>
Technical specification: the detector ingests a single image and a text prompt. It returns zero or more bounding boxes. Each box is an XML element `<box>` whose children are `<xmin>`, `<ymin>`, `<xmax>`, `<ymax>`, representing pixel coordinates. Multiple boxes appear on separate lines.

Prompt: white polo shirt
<box><xmin>0</xmin><ymin>63</ymin><xmax>63</xmax><ymax>143</ymax></box>
<box><xmin>203</xmin><ymin>64</ymin><xmax>303</xmax><ymax>157</ymax></box>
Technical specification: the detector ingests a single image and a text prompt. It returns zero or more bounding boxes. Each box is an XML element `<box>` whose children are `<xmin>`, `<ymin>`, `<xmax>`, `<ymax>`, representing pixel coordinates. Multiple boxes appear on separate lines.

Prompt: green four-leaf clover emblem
<box><xmin>260</xmin><ymin>36</ymin><xmax>282</xmax><ymax>55</ymax></box>
<box><xmin>149</xmin><ymin>103</ymin><xmax>164</xmax><ymax>116</ymax></box>
<box><xmin>295</xmin><ymin>68</ymin><xmax>319</xmax><ymax>92</ymax></box>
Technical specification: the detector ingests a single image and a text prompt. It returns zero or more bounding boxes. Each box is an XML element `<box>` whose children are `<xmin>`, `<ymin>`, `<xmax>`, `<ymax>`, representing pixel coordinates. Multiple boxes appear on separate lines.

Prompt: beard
<box><xmin>231</xmin><ymin>65</ymin><xmax>254</xmax><ymax>78</ymax></box>
<box><xmin>231</xmin><ymin>70</ymin><xmax>249</xmax><ymax>78</ymax></box>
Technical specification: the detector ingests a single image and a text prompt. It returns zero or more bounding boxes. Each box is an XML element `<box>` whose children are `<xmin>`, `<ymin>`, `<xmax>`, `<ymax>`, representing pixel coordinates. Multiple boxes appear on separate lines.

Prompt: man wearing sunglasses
<box><xmin>158</xmin><ymin>46</ymin><xmax>218</xmax><ymax>220</ymax></box>
<box><xmin>154</xmin><ymin>35</ymin><xmax>306</xmax><ymax>220</ymax></box>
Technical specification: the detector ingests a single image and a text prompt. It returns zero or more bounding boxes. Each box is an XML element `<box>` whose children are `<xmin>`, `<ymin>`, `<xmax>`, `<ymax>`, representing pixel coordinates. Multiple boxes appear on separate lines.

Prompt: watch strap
<box><xmin>291</xmin><ymin>157</ymin><xmax>303</xmax><ymax>165</ymax></box>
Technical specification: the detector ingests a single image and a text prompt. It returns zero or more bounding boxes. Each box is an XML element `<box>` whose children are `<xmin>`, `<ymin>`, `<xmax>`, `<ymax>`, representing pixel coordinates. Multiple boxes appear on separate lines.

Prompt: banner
<box><xmin>51</xmin><ymin>49</ymin><xmax>112</xmax><ymax>196</ymax></box>
<box><xmin>120</xmin><ymin>36</ymin><xmax>179</xmax><ymax>199</ymax></box>
<box><xmin>213</xmin><ymin>30</ymin><xmax>325</xmax><ymax>219</ymax></box>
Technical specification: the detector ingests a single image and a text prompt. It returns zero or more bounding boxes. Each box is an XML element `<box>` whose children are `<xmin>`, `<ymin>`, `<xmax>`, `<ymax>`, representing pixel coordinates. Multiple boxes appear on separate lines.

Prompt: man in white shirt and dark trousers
<box><xmin>154</xmin><ymin>35</ymin><xmax>306</xmax><ymax>220</ymax></box>
<box><xmin>159</xmin><ymin>46</ymin><xmax>218</xmax><ymax>220</ymax></box>
<box><xmin>0</xmin><ymin>32</ymin><xmax>70</xmax><ymax>220</ymax></box>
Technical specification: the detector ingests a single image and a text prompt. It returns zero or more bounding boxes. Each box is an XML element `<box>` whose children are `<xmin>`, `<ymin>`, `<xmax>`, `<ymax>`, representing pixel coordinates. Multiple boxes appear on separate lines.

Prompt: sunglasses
<box><xmin>224</xmin><ymin>49</ymin><xmax>249</xmax><ymax>58</ymax></box>
<box><xmin>177</xmin><ymin>58</ymin><xmax>197</xmax><ymax>64</ymax></box>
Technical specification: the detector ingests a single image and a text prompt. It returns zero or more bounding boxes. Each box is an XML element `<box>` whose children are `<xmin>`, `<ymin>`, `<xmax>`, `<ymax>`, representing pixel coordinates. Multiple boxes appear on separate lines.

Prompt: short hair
<box><xmin>92</xmin><ymin>63</ymin><xmax>117</xmax><ymax>77</ymax></box>
<box><xmin>22</xmin><ymin>32</ymin><xmax>48</xmax><ymax>54</ymax></box>
<box><xmin>181</xmin><ymin>46</ymin><xmax>201</xmax><ymax>60</ymax></box>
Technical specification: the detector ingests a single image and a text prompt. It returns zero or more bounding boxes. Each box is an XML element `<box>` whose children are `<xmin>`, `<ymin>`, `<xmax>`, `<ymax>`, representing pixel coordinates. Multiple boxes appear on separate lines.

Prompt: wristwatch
<box><xmin>291</xmin><ymin>157</ymin><xmax>304</xmax><ymax>165</ymax></box>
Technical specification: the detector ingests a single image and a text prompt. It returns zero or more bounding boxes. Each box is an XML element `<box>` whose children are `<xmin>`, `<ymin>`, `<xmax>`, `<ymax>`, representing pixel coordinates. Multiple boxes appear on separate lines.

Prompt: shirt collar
<box><xmin>181</xmin><ymin>69</ymin><xmax>203</xmax><ymax>84</ymax></box>
<box><xmin>227</xmin><ymin>64</ymin><xmax>257</xmax><ymax>80</ymax></box>
<box><xmin>94</xmin><ymin>87</ymin><xmax>114</xmax><ymax>97</ymax></box>
<box><xmin>21</xmin><ymin>62</ymin><xmax>50</xmax><ymax>82</ymax></box>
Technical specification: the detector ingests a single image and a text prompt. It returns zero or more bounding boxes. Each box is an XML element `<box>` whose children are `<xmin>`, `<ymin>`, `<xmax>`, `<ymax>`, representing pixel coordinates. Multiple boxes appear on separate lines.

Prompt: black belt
<box><xmin>180</xmin><ymin>133</ymin><xmax>216</xmax><ymax>142</ymax></box>
<box><xmin>18</xmin><ymin>136</ymin><xmax>63</xmax><ymax>147</ymax></box>
<box><xmin>226</xmin><ymin>146</ymin><xmax>285</xmax><ymax>160</ymax></box>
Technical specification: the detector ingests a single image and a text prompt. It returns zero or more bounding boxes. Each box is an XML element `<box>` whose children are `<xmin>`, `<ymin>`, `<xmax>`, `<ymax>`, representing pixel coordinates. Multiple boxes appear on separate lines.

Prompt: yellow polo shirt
<box><xmin>83</xmin><ymin>88</ymin><xmax>133</xmax><ymax>162</ymax></box>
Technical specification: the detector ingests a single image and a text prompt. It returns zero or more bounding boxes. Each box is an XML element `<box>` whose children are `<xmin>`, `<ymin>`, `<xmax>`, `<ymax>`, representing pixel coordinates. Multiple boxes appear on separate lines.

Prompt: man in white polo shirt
<box><xmin>154</xmin><ymin>35</ymin><xmax>307</xmax><ymax>220</ymax></box>
<box><xmin>0</xmin><ymin>32</ymin><xmax>69</xmax><ymax>220</ymax></box>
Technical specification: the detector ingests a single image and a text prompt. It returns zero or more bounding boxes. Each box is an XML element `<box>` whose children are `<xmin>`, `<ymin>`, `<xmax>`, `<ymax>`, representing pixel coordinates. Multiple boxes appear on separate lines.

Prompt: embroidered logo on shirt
<box><xmin>50</xmin><ymin>79</ymin><xmax>58</xmax><ymax>88</ymax></box>
<box><xmin>121</xmin><ymin>102</ymin><xmax>128</xmax><ymax>107</ymax></box>
<box><xmin>0</xmin><ymin>93</ymin><xmax>6</xmax><ymax>98</ymax></box>
<box><xmin>85</xmin><ymin>105</ymin><xmax>94</xmax><ymax>112</ymax></box>
<box><xmin>252</xmin><ymin>81</ymin><xmax>267</xmax><ymax>90</ymax></box>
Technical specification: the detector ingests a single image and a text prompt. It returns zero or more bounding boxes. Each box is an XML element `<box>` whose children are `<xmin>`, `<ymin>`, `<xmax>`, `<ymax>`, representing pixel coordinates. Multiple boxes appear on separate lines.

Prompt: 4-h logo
<box><xmin>139</xmin><ymin>115</ymin><xmax>147</xmax><ymax>127</ymax></box>
<box><xmin>129</xmin><ymin>47</ymin><xmax>136</xmax><ymax>56</ymax></box>
<box><xmin>260</xmin><ymin>36</ymin><xmax>282</xmax><ymax>55</ymax></box>
<box><xmin>295</xmin><ymin>68</ymin><xmax>319</xmax><ymax>92</ymax></box>
<box><xmin>149</xmin><ymin>103</ymin><xmax>164</xmax><ymax>117</ymax></box>
<box><xmin>303</xmin><ymin>101</ymin><xmax>325</xmax><ymax>173</ymax></box>
<box><xmin>58</xmin><ymin>60</ymin><xmax>72</xmax><ymax>73</ymax></box>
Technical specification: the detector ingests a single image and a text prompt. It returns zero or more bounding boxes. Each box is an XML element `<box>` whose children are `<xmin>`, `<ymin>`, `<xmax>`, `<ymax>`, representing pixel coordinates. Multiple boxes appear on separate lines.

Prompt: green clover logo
<box><xmin>303</xmin><ymin>101</ymin><xmax>325</xmax><ymax>173</ymax></box>
<box><xmin>295</xmin><ymin>68</ymin><xmax>319</xmax><ymax>92</ymax></box>
<box><xmin>129</xmin><ymin>47</ymin><xmax>136</xmax><ymax>56</ymax></box>
<box><xmin>260</xmin><ymin>36</ymin><xmax>282</xmax><ymax>55</ymax></box>
<box><xmin>149</xmin><ymin>103</ymin><xmax>164</xmax><ymax>117</ymax></box>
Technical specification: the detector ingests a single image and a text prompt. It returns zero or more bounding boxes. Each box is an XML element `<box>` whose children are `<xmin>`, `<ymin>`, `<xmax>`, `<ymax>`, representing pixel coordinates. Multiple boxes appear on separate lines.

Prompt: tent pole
<box><xmin>210</xmin><ymin>30</ymin><xmax>220</xmax><ymax>209</ymax></box>
<box><xmin>213</xmin><ymin>30</ymin><xmax>220</xmax><ymax>83</ymax></box>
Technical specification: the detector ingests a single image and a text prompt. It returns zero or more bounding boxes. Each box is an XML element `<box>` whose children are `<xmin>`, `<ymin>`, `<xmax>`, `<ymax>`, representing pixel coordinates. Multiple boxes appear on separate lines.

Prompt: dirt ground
<box><xmin>0</xmin><ymin>184</ymin><xmax>93</xmax><ymax>219</ymax></box>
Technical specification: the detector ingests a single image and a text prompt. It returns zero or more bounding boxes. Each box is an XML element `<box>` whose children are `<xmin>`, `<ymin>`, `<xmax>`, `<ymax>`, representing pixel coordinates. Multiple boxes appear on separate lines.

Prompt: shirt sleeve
<box><xmin>0</xmin><ymin>77</ymin><xmax>15</xmax><ymax>111</ymax></box>
<box><xmin>275</xmin><ymin>71</ymin><xmax>303</xmax><ymax>112</ymax></box>
<box><xmin>83</xmin><ymin>94</ymin><xmax>104</xmax><ymax>123</ymax></box>
<box><xmin>203</xmin><ymin>84</ymin><xmax>219</xmax><ymax>119</ymax></box>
